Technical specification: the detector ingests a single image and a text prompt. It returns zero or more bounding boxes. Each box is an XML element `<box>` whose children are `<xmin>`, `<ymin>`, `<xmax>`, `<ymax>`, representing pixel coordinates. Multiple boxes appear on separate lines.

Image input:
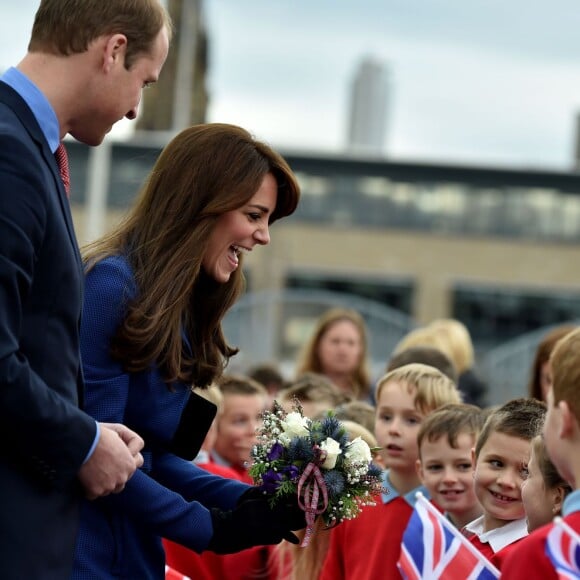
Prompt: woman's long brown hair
<box><xmin>83</xmin><ymin>124</ymin><xmax>300</xmax><ymax>388</ymax></box>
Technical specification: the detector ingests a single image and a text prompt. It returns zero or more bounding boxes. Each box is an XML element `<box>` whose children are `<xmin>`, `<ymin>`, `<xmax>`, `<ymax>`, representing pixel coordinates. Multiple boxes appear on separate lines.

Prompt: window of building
<box><xmin>286</xmin><ymin>272</ymin><xmax>414</xmax><ymax>315</ymax></box>
<box><xmin>452</xmin><ymin>283</ymin><xmax>580</xmax><ymax>353</ymax></box>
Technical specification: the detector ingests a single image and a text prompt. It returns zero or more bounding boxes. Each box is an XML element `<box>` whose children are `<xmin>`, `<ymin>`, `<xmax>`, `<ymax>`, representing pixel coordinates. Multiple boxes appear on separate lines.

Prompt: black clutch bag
<box><xmin>169</xmin><ymin>390</ymin><xmax>217</xmax><ymax>460</ymax></box>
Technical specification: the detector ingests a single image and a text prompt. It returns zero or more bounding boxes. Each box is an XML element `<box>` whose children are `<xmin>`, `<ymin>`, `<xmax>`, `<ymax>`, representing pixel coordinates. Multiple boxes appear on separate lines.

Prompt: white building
<box><xmin>347</xmin><ymin>57</ymin><xmax>389</xmax><ymax>155</ymax></box>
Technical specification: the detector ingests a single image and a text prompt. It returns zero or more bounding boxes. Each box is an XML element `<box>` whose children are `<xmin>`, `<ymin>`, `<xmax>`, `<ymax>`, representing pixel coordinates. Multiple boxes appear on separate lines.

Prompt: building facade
<box><xmin>68</xmin><ymin>139</ymin><xmax>580</xmax><ymax>398</ymax></box>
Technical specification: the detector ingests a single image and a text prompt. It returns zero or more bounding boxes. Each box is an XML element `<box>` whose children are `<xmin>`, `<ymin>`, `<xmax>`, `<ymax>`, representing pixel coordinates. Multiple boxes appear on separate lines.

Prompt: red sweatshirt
<box><xmin>321</xmin><ymin>476</ymin><xmax>427</xmax><ymax>580</ymax></box>
<box><xmin>502</xmin><ymin>511</ymin><xmax>580</xmax><ymax>579</ymax></box>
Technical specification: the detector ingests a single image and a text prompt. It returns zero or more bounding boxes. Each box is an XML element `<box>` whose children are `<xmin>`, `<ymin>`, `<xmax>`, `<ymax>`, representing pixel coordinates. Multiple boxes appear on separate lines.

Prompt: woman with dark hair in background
<box><xmin>527</xmin><ymin>324</ymin><xmax>577</xmax><ymax>401</ymax></box>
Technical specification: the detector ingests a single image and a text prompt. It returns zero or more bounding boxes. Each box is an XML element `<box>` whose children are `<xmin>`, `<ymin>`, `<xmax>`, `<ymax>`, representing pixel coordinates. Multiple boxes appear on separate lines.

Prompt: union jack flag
<box><xmin>545</xmin><ymin>517</ymin><xmax>580</xmax><ymax>579</ymax></box>
<box><xmin>165</xmin><ymin>565</ymin><xmax>191</xmax><ymax>580</ymax></box>
<box><xmin>397</xmin><ymin>492</ymin><xmax>499</xmax><ymax>580</ymax></box>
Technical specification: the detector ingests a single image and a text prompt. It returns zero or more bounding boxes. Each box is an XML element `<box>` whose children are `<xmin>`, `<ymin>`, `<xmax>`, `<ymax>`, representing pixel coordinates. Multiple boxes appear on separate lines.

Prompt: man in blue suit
<box><xmin>0</xmin><ymin>0</ymin><xmax>170</xmax><ymax>577</ymax></box>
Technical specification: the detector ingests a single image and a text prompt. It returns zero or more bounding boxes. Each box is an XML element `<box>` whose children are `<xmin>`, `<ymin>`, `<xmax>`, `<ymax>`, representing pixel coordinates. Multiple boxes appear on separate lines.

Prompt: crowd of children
<box><xmin>162</xmin><ymin>320</ymin><xmax>580</xmax><ymax>580</ymax></box>
<box><xmin>320</xmin><ymin>363</ymin><xmax>461</xmax><ymax>579</ymax></box>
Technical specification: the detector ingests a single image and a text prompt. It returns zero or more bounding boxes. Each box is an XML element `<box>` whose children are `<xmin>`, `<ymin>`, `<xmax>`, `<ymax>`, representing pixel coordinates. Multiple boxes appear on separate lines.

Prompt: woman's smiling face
<box><xmin>202</xmin><ymin>173</ymin><xmax>277</xmax><ymax>283</ymax></box>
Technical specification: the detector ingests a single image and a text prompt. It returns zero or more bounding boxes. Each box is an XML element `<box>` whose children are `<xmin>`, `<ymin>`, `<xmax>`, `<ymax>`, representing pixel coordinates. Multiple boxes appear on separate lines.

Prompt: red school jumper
<box><xmin>163</xmin><ymin>458</ymin><xmax>244</xmax><ymax>580</ymax></box>
<box><xmin>320</xmin><ymin>472</ymin><xmax>428</xmax><ymax>580</ymax></box>
<box><xmin>164</xmin><ymin>457</ymin><xmax>276</xmax><ymax>580</ymax></box>
<box><xmin>501</xmin><ymin>510</ymin><xmax>580</xmax><ymax>579</ymax></box>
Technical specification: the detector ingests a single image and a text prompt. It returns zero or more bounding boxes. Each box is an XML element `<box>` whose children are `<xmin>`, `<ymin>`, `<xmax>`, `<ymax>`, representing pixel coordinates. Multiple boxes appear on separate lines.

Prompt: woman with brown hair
<box><xmin>527</xmin><ymin>324</ymin><xmax>577</xmax><ymax>401</ymax></box>
<box><xmin>72</xmin><ymin>124</ymin><xmax>304</xmax><ymax>578</ymax></box>
<box><xmin>295</xmin><ymin>308</ymin><xmax>372</xmax><ymax>401</ymax></box>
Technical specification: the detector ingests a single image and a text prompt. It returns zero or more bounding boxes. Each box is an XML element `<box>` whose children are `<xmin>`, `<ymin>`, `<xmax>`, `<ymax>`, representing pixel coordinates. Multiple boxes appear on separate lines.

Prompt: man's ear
<box><xmin>102</xmin><ymin>33</ymin><xmax>128</xmax><ymax>72</ymax></box>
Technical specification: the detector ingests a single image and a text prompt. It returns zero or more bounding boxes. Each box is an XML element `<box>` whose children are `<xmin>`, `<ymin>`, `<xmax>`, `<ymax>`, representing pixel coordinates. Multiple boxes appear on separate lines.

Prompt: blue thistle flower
<box><xmin>320</xmin><ymin>415</ymin><xmax>349</xmax><ymax>446</ymax></box>
<box><xmin>367</xmin><ymin>463</ymin><xmax>383</xmax><ymax>480</ymax></box>
<box><xmin>286</xmin><ymin>437</ymin><xmax>315</xmax><ymax>463</ymax></box>
<box><xmin>323</xmin><ymin>469</ymin><xmax>346</xmax><ymax>498</ymax></box>
<box><xmin>308</xmin><ymin>422</ymin><xmax>325</xmax><ymax>445</ymax></box>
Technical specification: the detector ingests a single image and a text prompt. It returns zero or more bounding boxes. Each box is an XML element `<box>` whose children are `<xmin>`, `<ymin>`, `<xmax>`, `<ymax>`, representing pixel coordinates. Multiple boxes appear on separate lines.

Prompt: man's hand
<box><xmin>100</xmin><ymin>422</ymin><xmax>144</xmax><ymax>463</ymax></box>
<box><xmin>78</xmin><ymin>423</ymin><xmax>144</xmax><ymax>500</ymax></box>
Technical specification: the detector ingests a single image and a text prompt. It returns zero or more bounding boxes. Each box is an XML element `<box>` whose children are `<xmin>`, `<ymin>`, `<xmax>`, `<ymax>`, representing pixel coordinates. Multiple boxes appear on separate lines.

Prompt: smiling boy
<box><xmin>416</xmin><ymin>403</ymin><xmax>485</xmax><ymax>529</ymax></box>
<box><xmin>465</xmin><ymin>398</ymin><xmax>546</xmax><ymax>570</ymax></box>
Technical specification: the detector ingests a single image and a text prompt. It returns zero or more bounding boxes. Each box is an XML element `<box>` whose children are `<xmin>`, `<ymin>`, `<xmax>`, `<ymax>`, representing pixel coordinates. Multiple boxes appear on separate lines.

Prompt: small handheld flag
<box><xmin>397</xmin><ymin>492</ymin><xmax>500</xmax><ymax>579</ymax></box>
<box><xmin>545</xmin><ymin>516</ymin><xmax>580</xmax><ymax>579</ymax></box>
<box><xmin>165</xmin><ymin>565</ymin><xmax>191</xmax><ymax>580</ymax></box>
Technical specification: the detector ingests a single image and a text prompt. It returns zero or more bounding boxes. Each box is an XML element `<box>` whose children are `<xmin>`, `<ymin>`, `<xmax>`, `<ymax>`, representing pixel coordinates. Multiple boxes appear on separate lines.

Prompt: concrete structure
<box><xmin>136</xmin><ymin>0</ymin><xmax>208</xmax><ymax>132</ymax></box>
<box><xmin>346</xmin><ymin>57</ymin><xmax>389</xmax><ymax>155</ymax></box>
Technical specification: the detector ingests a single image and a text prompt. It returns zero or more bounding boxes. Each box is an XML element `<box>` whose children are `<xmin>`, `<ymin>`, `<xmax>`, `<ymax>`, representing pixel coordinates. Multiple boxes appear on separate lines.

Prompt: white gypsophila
<box><xmin>320</xmin><ymin>437</ymin><xmax>342</xmax><ymax>469</ymax></box>
<box><xmin>344</xmin><ymin>437</ymin><xmax>372</xmax><ymax>466</ymax></box>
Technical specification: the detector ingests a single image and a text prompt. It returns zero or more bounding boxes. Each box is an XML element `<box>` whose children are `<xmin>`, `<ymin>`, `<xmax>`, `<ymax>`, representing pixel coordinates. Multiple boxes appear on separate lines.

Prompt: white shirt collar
<box><xmin>464</xmin><ymin>515</ymin><xmax>528</xmax><ymax>552</ymax></box>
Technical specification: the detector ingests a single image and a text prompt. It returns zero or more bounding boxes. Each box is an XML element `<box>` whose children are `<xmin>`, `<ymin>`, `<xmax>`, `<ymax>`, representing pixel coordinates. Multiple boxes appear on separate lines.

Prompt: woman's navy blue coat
<box><xmin>72</xmin><ymin>256</ymin><xmax>248</xmax><ymax>579</ymax></box>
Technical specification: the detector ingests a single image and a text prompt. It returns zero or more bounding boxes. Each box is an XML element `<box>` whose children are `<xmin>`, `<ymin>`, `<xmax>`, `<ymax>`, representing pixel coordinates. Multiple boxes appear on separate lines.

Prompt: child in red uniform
<box><xmin>464</xmin><ymin>397</ymin><xmax>546</xmax><ymax>570</ymax></box>
<box><xmin>211</xmin><ymin>374</ymin><xmax>268</xmax><ymax>483</ymax></box>
<box><xmin>210</xmin><ymin>375</ymin><xmax>277</xmax><ymax>578</ymax></box>
<box><xmin>165</xmin><ymin>379</ymin><xmax>273</xmax><ymax>580</ymax></box>
<box><xmin>520</xmin><ymin>435</ymin><xmax>571</xmax><ymax>533</ymax></box>
<box><xmin>502</xmin><ymin>327</ymin><xmax>580</xmax><ymax>579</ymax></box>
<box><xmin>163</xmin><ymin>385</ymin><xmax>244</xmax><ymax>580</ymax></box>
<box><xmin>416</xmin><ymin>403</ymin><xmax>485</xmax><ymax>529</ymax></box>
<box><xmin>320</xmin><ymin>363</ymin><xmax>461</xmax><ymax>580</ymax></box>
<box><xmin>279</xmin><ymin>372</ymin><xmax>347</xmax><ymax>419</ymax></box>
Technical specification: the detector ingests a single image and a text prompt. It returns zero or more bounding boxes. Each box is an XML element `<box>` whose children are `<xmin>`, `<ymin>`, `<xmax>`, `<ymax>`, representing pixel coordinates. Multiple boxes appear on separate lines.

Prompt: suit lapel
<box><xmin>0</xmin><ymin>81</ymin><xmax>83</xmax><ymax>272</ymax></box>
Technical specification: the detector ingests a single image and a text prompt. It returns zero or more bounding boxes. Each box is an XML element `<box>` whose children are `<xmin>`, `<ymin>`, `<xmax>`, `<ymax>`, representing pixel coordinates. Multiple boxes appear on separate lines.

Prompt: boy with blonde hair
<box><xmin>502</xmin><ymin>327</ymin><xmax>580</xmax><ymax>578</ymax></box>
<box><xmin>321</xmin><ymin>363</ymin><xmax>461</xmax><ymax>579</ymax></box>
<box><xmin>279</xmin><ymin>372</ymin><xmax>347</xmax><ymax>418</ymax></box>
<box><xmin>464</xmin><ymin>397</ymin><xmax>546</xmax><ymax>570</ymax></box>
<box><xmin>416</xmin><ymin>403</ymin><xmax>485</xmax><ymax>529</ymax></box>
<box><xmin>212</xmin><ymin>374</ymin><xmax>268</xmax><ymax>483</ymax></box>
<box><xmin>189</xmin><ymin>385</ymin><xmax>243</xmax><ymax>479</ymax></box>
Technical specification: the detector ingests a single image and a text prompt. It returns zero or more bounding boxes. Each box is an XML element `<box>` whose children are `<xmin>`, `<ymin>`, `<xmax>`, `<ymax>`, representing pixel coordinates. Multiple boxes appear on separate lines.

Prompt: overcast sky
<box><xmin>3</xmin><ymin>0</ymin><xmax>580</xmax><ymax>170</ymax></box>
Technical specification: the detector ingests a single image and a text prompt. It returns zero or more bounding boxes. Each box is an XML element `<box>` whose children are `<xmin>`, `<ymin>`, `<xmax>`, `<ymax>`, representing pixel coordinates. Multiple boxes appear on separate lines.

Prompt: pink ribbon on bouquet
<box><xmin>297</xmin><ymin>448</ymin><xmax>329</xmax><ymax>547</ymax></box>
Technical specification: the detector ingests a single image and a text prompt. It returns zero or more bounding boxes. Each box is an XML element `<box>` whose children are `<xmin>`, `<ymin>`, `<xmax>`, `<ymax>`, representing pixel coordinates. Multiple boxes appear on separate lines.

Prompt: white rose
<box><xmin>281</xmin><ymin>412</ymin><xmax>310</xmax><ymax>439</ymax></box>
<box><xmin>320</xmin><ymin>437</ymin><xmax>342</xmax><ymax>469</ymax></box>
<box><xmin>344</xmin><ymin>437</ymin><xmax>372</xmax><ymax>466</ymax></box>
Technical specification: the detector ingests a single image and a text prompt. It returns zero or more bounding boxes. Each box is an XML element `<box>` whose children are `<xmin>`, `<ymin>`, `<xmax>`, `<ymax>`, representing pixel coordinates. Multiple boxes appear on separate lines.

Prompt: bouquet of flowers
<box><xmin>249</xmin><ymin>400</ymin><xmax>384</xmax><ymax>546</ymax></box>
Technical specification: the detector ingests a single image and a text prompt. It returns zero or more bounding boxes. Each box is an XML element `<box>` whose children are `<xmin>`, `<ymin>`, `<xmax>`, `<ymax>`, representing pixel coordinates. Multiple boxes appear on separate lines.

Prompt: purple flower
<box><xmin>284</xmin><ymin>464</ymin><xmax>300</xmax><ymax>481</ymax></box>
<box><xmin>267</xmin><ymin>442</ymin><xmax>284</xmax><ymax>461</ymax></box>
<box><xmin>261</xmin><ymin>469</ymin><xmax>283</xmax><ymax>493</ymax></box>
